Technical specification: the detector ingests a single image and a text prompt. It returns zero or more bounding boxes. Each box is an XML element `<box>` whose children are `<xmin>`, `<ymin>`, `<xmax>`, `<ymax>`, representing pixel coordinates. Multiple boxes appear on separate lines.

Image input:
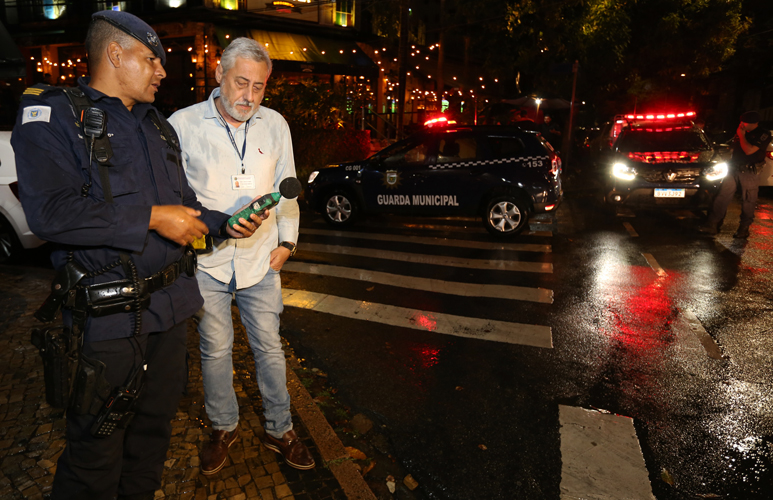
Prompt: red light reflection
<box><xmin>598</xmin><ymin>266</ymin><xmax>679</xmax><ymax>349</ymax></box>
<box><xmin>411</xmin><ymin>312</ymin><xmax>438</xmax><ymax>331</ymax></box>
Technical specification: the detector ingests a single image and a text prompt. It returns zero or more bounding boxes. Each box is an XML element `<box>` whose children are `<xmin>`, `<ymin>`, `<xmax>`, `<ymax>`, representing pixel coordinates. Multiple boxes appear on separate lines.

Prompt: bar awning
<box><xmin>215</xmin><ymin>28</ymin><xmax>375</xmax><ymax>75</ymax></box>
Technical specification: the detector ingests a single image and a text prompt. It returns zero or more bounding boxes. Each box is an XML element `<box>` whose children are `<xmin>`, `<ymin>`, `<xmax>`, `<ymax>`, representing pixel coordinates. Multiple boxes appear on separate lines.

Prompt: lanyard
<box><xmin>216</xmin><ymin>104</ymin><xmax>250</xmax><ymax>174</ymax></box>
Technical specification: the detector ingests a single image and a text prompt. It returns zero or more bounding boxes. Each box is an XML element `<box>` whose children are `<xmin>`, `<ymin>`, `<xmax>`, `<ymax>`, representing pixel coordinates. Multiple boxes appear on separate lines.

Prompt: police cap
<box><xmin>91</xmin><ymin>10</ymin><xmax>166</xmax><ymax>66</ymax></box>
<box><xmin>740</xmin><ymin>111</ymin><xmax>760</xmax><ymax>124</ymax></box>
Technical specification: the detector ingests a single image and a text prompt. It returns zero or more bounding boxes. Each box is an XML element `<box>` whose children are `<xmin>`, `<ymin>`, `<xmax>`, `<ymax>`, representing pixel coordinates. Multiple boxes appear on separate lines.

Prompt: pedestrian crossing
<box><xmin>282</xmin><ymin>218</ymin><xmax>656</xmax><ymax>498</ymax></box>
<box><xmin>281</xmin><ymin>219</ymin><xmax>554</xmax><ymax>347</ymax></box>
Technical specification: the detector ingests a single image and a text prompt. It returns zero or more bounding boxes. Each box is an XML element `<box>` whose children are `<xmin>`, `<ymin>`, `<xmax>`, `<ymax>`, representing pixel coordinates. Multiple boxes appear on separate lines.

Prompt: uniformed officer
<box><xmin>12</xmin><ymin>10</ymin><xmax>262</xmax><ymax>500</ymax></box>
<box><xmin>700</xmin><ymin>111</ymin><xmax>772</xmax><ymax>238</ymax></box>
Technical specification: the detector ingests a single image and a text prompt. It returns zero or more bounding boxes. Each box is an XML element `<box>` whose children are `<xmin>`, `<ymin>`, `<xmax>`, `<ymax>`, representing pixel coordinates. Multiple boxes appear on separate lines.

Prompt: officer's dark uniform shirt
<box><xmin>12</xmin><ymin>77</ymin><xmax>229</xmax><ymax>342</ymax></box>
<box><xmin>732</xmin><ymin>126</ymin><xmax>771</xmax><ymax>167</ymax></box>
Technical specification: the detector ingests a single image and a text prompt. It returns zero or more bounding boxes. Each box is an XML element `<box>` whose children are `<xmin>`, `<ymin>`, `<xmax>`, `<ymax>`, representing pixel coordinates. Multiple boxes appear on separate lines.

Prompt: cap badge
<box><xmin>147</xmin><ymin>32</ymin><xmax>159</xmax><ymax>47</ymax></box>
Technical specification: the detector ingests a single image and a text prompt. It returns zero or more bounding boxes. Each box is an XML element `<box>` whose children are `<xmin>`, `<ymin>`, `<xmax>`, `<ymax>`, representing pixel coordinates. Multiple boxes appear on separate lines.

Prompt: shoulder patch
<box><xmin>22</xmin><ymin>106</ymin><xmax>52</xmax><ymax>124</ymax></box>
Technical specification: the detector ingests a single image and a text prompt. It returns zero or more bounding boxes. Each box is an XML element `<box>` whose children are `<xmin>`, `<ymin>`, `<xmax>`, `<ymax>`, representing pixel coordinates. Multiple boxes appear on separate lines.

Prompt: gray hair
<box><xmin>221</xmin><ymin>37</ymin><xmax>272</xmax><ymax>75</ymax></box>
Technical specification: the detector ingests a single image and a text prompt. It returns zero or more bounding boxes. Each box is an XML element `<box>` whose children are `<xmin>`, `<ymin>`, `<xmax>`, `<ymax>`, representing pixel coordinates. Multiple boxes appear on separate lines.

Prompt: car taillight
<box><xmin>9</xmin><ymin>181</ymin><xmax>20</xmax><ymax>201</ymax></box>
<box><xmin>550</xmin><ymin>154</ymin><xmax>561</xmax><ymax>177</ymax></box>
<box><xmin>767</xmin><ymin>150</ymin><xmax>773</xmax><ymax>161</ymax></box>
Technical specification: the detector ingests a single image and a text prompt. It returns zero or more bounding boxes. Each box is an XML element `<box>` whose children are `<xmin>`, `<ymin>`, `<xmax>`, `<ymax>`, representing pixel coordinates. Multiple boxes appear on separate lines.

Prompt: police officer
<box><xmin>700</xmin><ymin>111</ymin><xmax>772</xmax><ymax>238</ymax></box>
<box><xmin>12</xmin><ymin>11</ymin><xmax>262</xmax><ymax>500</ymax></box>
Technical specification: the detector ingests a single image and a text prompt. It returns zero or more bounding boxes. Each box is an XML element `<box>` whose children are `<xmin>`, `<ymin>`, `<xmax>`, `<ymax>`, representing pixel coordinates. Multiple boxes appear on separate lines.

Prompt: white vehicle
<box><xmin>0</xmin><ymin>131</ymin><xmax>45</xmax><ymax>262</ymax></box>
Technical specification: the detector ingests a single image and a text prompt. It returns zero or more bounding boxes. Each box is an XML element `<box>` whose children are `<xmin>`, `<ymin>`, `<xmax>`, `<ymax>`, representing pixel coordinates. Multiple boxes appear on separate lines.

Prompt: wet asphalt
<box><xmin>279</xmin><ymin>174</ymin><xmax>773</xmax><ymax>499</ymax></box>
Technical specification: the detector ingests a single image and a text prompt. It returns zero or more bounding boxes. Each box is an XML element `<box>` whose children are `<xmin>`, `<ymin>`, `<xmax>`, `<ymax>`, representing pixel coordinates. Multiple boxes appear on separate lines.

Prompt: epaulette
<box><xmin>22</xmin><ymin>83</ymin><xmax>60</xmax><ymax>98</ymax></box>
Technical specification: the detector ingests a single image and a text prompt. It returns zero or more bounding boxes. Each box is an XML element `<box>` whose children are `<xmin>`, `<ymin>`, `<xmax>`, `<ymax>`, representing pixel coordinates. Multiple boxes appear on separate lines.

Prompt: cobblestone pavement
<box><xmin>0</xmin><ymin>265</ymin><xmax>349</xmax><ymax>500</ymax></box>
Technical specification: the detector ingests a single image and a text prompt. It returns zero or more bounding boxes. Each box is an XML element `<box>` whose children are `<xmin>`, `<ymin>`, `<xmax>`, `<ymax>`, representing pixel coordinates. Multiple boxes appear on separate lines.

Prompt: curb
<box><xmin>286</xmin><ymin>363</ymin><xmax>378</xmax><ymax>500</ymax></box>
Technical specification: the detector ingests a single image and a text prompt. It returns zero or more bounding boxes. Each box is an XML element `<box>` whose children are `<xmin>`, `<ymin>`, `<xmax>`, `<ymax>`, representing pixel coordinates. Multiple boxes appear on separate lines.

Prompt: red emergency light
<box><xmin>424</xmin><ymin>116</ymin><xmax>457</xmax><ymax>128</ymax></box>
<box><xmin>627</xmin><ymin>151</ymin><xmax>700</xmax><ymax>164</ymax></box>
<box><xmin>624</xmin><ymin>111</ymin><xmax>696</xmax><ymax>121</ymax></box>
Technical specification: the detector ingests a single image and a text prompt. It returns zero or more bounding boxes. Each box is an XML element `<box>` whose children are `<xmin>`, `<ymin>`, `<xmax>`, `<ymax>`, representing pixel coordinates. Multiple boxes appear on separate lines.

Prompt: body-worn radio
<box><xmin>90</xmin><ymin>386</ymin><xmax>138</xmax><ymax>438</ymax></box>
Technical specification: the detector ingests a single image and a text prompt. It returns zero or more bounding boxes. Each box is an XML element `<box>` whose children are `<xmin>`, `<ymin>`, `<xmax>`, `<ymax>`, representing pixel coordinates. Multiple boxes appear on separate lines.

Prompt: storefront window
<box><xmin>96</xmin><ymin>1</ymin><xmax>128</xmax><ymax>11</ymax></box>
<box><xmin>42</xmin><ymin>0</ymin><xmax>66</xmax><ymax>19</ymax></box>
<box><xmin>334</xmin><ymin>0</ymin><xmax>354</xmax><ymax>27</ymax></box>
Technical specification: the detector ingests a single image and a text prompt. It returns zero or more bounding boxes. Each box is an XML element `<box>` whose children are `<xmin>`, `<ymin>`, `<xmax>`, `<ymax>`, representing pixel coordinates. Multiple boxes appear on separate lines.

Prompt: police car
<box><xmin>0</xmin><ymin>131</ymin><xmax>45</xmax><ymax>262</ymax></box>
<box><xmin>604</xmin><ymin>112</ymin><xmax>728</xmax><ymax>209</ymax></box>
<box><xmin>305</xmin><ymin>125</ymin><xmax>562</xmax><ymax>237</ymax></box>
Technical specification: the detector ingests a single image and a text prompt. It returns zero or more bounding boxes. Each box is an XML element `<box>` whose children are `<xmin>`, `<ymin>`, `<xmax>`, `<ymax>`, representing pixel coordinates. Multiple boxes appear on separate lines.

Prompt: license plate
<box><xmin>654</xmin><ymin>188</ymin><xmax>685</xmax><ymax>198</ymax></box>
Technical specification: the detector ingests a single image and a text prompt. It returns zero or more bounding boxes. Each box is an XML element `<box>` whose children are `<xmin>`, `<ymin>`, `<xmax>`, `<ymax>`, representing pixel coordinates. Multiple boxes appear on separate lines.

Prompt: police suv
<box><xmin>305</xmin><ymin>125</ymin><xmax>562</xmax><ymax>237</ymax></box>
<box><xmin>604</xmin><ymin>111</ymin><xmax>728</xmax><ymax>209</ymax></box>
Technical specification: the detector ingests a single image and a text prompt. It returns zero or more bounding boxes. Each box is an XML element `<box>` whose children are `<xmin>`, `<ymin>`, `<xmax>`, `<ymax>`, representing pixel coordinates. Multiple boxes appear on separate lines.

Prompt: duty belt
<box><xmin>79</xmin><ymin>260</ymin><xmax>185</xmax><ymax>317</ymax></box>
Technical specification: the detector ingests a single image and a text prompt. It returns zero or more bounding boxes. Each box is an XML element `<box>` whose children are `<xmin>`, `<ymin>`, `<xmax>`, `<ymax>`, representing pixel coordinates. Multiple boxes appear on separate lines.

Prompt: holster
<box><xmin>30</xmin><ymin>326</ymin><xmax>77</xmax><ymax>408</ymax></box>
<box><xmin>70</xmin><ymin>354</ymin><xmax>112</xmax><ymax>416</ymax></box>
<box><xmin>35</xmin><ymin>260</ymin><xmax>87</xmax><ymax>323</ymax></box>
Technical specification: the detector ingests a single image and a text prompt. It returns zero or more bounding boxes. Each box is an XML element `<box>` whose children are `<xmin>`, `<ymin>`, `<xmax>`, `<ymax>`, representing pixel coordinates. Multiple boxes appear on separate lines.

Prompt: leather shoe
<box><xmin>263</xmin><ymin>429</ymin><xmax>315</xmax><ymax>470</ymax></box>
<box><xmin>733</xmin><ymin>227</ymin><xmax>750</xmax><ymax>239</ymax></box>
<box><xmin>201</xmin><ymin>427</ymin><xmax>239</xmax><ymax>475</ymax></box>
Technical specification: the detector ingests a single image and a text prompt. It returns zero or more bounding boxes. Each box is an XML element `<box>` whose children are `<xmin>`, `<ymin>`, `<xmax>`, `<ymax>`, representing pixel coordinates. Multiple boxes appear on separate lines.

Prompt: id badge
<box><xmin>231</xmin><ymin>175</ymin><xmax>255</xmax><ymax>190</ymax></box>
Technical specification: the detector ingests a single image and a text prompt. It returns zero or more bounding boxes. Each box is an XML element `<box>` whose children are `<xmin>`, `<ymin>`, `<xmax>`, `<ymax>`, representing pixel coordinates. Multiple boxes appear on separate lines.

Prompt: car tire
<box><xmin>323</xmin><ymin>191</ymin><xmax>358</xmax><ymax>227</ymax></box>
<box><xmin>0</xmin><ymin>215</ymin><xmax>21</xmax><ymax>264</ymax></box>
<box><xmin>483</xmin><ymin>195</ymin><xmax>529</xmax><ymax>237</ymax></box>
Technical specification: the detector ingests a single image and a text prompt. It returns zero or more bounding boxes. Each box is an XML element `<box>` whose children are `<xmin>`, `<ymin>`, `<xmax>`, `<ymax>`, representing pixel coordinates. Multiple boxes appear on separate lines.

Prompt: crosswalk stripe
<box><xmin>282</xmin><ymin>288</ymin><xmax>553</xmax><ymax>348</ymax></box>
<box><xmin>642</xmin><ymin>253</ymin><xmax>666</xmax><ymax>277</ymax></box>
<box><xmin>283</xmin><ymin>261</ymin><xmax>553</xmax><ymax>303</ymax></box>
<box><xmin>559</xmin><ymin>405</ymin><xmax>655</xmax><ymax>500</ymax></box>
<box><xmin>300</xmin><ymin>228</ymin><xmax>552</xmax><ymax>253</ymax></box>
<box><xmin>623</xmin><ymin>222</ymin><xmax>639</xmax><ymax>237</ymax></box>
<box><xmin>300</xmin><ymin>243</ymin><xmax>553</xmax><ymax>273</ymax></box>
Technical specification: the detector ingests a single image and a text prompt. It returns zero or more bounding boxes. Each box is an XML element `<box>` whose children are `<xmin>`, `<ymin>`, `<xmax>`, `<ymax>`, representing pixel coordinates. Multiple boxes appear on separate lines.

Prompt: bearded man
<box><xmin>168</xmin><ymin>37</ymin><xmax>314</xmax><ymax>473</ymax></box>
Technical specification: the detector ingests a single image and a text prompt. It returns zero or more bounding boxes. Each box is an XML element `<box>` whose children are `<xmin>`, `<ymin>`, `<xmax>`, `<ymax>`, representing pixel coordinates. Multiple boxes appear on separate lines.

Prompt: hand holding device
<box><xmin>227</xmin><ymin>177</ymin><xmax>302</xmax><ymax>230</ymax></box>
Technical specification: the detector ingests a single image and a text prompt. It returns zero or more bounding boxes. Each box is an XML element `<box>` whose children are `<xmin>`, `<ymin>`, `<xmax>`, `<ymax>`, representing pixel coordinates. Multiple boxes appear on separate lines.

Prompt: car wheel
<box><xmin>0</xmin><ymin>216</ymin><xmax>20</xmax><ymax>264</ymax></box>
<box><xmin>483</xmin><ymin>195</ymin><xmax>529</xmax><ymax>237</ymax></box>
<box><xmin>323</xmin><ymin>191</ymin><xmax>358</xmax><ymax>227</ymax></box>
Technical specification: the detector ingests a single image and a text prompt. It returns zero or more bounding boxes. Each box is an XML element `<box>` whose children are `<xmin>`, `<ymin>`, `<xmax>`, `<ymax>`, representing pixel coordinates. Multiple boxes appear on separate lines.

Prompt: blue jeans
<box><xmin>196</xmin><ymin>269</ymin><xmax>292</xmax><ymax>439</ymax></box>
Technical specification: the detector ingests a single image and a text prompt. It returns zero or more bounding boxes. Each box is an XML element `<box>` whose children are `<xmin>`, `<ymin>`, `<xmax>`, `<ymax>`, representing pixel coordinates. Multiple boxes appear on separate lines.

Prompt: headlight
<box><xmin>308</xmin><ymin>171</ymin><xmax>319</xmax><ymax>184</ymax></box>
<box><xmin>705</xmin><ymin>162</ymin><xmax>728</xmax><ymax>181</ymax></box>
<box><xmin>612</xmin><ymin>162</ymin><xmax>636</xmax><ymax>181</ymax></box>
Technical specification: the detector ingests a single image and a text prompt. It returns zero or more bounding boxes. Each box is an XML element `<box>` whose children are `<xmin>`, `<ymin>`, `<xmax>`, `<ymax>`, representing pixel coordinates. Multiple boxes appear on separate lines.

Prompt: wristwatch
<box><xmin>280</xmin><ymin>241</ymin><xmax>297</xmax><ymax>257</ymax></box>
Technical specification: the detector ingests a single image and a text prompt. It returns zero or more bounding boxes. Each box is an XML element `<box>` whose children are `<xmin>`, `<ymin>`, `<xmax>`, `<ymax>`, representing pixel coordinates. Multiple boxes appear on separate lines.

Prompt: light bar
<box><xmin>625</xmin><ymin>111</ymin><xmax>695</xmax><ymax>121</ymax></box>
<box><xmin>424</xmin><ymin>116</ymin><xmax>457</xmax><ymax>128</ymax></box>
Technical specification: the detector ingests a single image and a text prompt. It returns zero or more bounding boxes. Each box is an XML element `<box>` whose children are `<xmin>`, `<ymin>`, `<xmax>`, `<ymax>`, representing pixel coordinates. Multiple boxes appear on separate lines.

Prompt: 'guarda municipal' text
<box><xmin>377</xmin><ymin>194</ymin><xmax>460</xmax><ymax>206</ymax></box>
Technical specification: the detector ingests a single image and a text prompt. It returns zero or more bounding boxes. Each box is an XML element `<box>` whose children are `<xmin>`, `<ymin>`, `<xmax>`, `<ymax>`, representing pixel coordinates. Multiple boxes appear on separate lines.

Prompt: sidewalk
<box><xmin>0</xmin><ymin>265</ymin><xmax>376</xmax><ymax>500</ymax></box>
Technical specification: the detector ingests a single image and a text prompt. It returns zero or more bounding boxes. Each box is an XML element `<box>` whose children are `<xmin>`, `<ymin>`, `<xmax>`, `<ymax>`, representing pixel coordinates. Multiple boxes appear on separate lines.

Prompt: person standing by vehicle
<box><xmin>541</xmin><ymin>114</ymin><xmax>562</xmax><ymax>151</ymax></box>
<box><xmin>700</xmin><ymin>111</ymin><xmax>772</xmax><ymax>238</ymax></box>
<box><xmin>12</xmin><ymin>11</ymin><xmax>261</xmax><ymax>500</ymax></box>
<box><xmin>168</xmin><ymin>37</ymin><xmax>314</xmax><ymax>473</ymax></box>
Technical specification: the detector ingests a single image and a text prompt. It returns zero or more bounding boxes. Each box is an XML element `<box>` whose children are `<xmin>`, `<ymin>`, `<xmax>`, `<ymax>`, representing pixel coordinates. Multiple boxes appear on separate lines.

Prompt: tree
<box><xmin>452</xmin><ymin>0</ymin><xmax>750</xmax><ymax>114</ymax></box>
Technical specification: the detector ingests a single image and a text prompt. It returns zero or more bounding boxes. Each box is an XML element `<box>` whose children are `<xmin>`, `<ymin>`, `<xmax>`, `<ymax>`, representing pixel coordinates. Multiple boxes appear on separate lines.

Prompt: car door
<box><xmin>407</xmin><ymin>131</ymin><xmax>486</xmax><ymax>216</ymax></box>
<box><xmin>360</xmin><ymin>134</ymin><xmax>438</xmax><ymax>213</ymax></box>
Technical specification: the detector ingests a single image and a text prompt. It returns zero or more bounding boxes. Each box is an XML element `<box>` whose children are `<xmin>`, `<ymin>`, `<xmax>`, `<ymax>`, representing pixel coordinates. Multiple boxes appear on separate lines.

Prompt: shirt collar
<box><xmin>206</xmin><ymin>87</ymin><xmax>263</xmax><ymax>126</ymax></box>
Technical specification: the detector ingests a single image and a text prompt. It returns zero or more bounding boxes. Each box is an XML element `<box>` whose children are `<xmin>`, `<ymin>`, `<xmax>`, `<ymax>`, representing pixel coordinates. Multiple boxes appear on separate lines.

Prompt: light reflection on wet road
<box><xmin>278</xmin><ymin>187</ymin><xmax>773</xmax><ymax>499</ymax></box>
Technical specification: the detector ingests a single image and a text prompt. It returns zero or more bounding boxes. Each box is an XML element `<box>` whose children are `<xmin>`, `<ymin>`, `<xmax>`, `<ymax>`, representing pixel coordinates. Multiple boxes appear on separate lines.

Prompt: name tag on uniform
<box><xmin>231</xmin><ymin>175</ymin><xmax>255</xmax><ymax>190</ymax></box>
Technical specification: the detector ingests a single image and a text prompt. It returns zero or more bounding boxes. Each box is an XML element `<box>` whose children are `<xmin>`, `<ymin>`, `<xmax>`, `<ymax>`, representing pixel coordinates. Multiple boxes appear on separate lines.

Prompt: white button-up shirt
<box><xmin>169</xmin><ymin>88</ymin><xmax>300</xmax><ymax>289</ymax></box>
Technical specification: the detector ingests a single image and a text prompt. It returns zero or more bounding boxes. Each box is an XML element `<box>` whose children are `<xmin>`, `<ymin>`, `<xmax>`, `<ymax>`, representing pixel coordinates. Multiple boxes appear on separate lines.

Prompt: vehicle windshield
<box><xmin>617</xmin><ymin>128</ymin><xmax>711</xmax><ymax>153</ymax></box>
